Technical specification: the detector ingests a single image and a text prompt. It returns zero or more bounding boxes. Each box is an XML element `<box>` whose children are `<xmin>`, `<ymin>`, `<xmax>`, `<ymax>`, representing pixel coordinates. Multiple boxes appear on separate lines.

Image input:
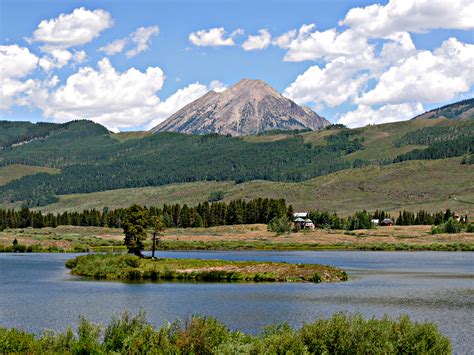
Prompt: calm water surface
<box><xmin>0</xmin><ymin>251</ymin><xmax>473</xmax><ymax>353</ymax></box>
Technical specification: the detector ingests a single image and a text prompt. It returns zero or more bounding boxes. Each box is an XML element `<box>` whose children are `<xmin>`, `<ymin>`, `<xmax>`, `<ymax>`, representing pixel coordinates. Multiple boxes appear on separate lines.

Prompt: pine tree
<box><xmin>123</xmin><ymin>205</ymin><xmax>149</xmax><ymax>256</ymax></box>
<box><xmin>150</xmin><ymin>215</ymin><xmax>165</xmax><ymax>259</ymax></box>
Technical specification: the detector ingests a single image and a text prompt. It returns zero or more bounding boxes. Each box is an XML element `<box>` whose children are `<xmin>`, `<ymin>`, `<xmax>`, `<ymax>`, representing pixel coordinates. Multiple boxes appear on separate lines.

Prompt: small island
<box><xmin>66</xmin><ymin>254</ymin><xmax>348</xmax><ymax>283</ymax></box>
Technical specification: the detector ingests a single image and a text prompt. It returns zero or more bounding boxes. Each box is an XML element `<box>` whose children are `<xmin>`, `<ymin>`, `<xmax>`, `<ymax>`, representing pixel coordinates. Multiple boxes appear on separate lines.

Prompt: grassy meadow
<box><xmin>1</xmin><ymin>224</ymin><xmax>473</xmax><ymax>252</ymax></box>
<box><xmin>18</xmin><ymin>157</ymin><xmax>473</xmax><ymax>216</ymax></box>
<box><xmin>0</xmin><ymin>164</ymin><xmax>59</xmax><ymax>186</ymax></box>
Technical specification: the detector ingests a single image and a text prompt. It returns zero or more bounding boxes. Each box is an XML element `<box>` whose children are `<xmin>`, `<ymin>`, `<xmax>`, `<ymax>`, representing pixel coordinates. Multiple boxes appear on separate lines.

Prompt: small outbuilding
<box><xmin>294</xmin><ymin>217</ymin><xmax>306</xmax><ymax>229</ymax></box>
<box><xmin>294</xmin><ymin>217</ymin><xmax>315</xmax><ymax>230</ymax></box>
<box><xmin>304</xmin><ymin>218</ymin><xmax>315</xmax><ymax>230</ymax></box>
<box><xmin>380</xmin><ymin>218</ymin><xmax>394</xmax><ymax>226</ymax></box>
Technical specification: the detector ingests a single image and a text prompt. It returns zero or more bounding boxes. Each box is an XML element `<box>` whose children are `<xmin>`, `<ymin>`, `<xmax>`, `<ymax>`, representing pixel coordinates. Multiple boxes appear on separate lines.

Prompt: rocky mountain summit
<box><xmin>151</xmin><ymin>79</ymin><xmax>330</xmax><ymax>136</ymax></box>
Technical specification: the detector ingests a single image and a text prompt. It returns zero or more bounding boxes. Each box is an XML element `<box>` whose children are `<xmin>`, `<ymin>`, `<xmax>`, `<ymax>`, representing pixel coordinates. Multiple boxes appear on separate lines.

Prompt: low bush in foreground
<box><xmin>0</xmin><ymin>312</ymin><xmax>451</xmax><ymax>354</ymax></box>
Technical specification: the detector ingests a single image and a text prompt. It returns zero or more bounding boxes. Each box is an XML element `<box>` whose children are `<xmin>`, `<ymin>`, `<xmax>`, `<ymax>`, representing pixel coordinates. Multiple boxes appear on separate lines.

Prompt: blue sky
<box><xmin>1</xmin><ymin>0</ymin><xmax>473</xmax><ymax>131</ymax></box>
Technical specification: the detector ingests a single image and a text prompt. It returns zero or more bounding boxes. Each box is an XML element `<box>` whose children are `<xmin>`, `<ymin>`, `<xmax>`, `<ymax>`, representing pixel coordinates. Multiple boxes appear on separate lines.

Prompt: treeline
<box><xmin>393</xmin><ymin>136</ymin><xmax>473</xmax><ymax>163</ymax></box>
<box><xmin>412</xmin><ymin>97</ymin><xmax>474</xmax><ymax>119</ymax></box>
<box><xmin>0</xmin><ymin>121</ymin><xmax>60</xmax><ymax>149</ymax></box>
<box><xmin>393</xmin><ymin>209</ymin><xmax>468</xmax><ymax>225</ymax></box>
<box><xmin>304</xmin><ymin>209</ymin><xmax>468</xmax><ymax>230</ymax></box>
<box><xmin>394</xmin><ymin>122</ymin><xmax>474</xmax><ymax>147</ymax></box>
<box><xmin>0</xmin><ymin>202</ymin><xmax>470</xmax><ymax>233</ymax></box>
<box><xmin>0</xmin><ymin>198</ymin><xmax>291</xmax><ymax>231</ymax></box>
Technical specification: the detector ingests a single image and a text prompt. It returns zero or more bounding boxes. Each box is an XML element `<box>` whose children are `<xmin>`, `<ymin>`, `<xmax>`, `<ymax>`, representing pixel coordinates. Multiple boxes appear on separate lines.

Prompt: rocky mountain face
<box><xmin>151</xmin><ymin>79</ymin><xmax>330</xmax><ymax>136</ymax></box>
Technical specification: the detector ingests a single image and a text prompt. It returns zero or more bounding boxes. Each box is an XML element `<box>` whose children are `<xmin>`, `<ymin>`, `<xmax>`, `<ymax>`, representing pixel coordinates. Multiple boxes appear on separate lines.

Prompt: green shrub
<box><xmin>65</xmin><ymin>258</ymin><xmax>78</xmax><ymax>269</ymax></box>
<box><xmin>37</xmin><ymin>328</ymin><xmax>76</xmax><ymax>353</ymax></box>
<box><xmin>312</xmin><ymin>272</ymin><xmax>322</xmax><ymax>283</ymax></box>
<box><xmin>103</xmin><ymin>311</ymin><xmax>148</xmax><ymax>352</ymax></box>
<box><xmin>0</xmin><ymin>328</ymin><xmax>35</xmax><ymax>353</ymax></box>
<box><xmin>12</xmin><ymin>243</ymin><xmax>27</xmax><ymax>252</ymax></box>
<box><xmin>300</xmin><ymin>313</ymin><xmax>451</xmax><ymax>354</ymax></box>
<box><xmin>444</xmin><ymin>218</ymin><xmax>461</xmax><ymax>234</ymax></box>
<box><xmin>267</xmin><ymin>216</ymin><xmax>292</xmax><ymax>235</ymax></box>
<box><xmin>208</xmin><ymin>190</ymin><xmax>225</xmax><ymax>202</ymax></box>
<box><xmin>173</xmin><ymin>316</ymin><xmax>230</xmax><ymax>354</ymax></box>
<box><xmin>432</xmin><ymin>218</ymin><xmax>463</xmax><ymax>234</ymax></box>
<box><xmin>256</xmin><ymin>323</ymin><xmax>308</xmax><ymax>354</ymax></box>
<box><xmin>123</xmin><ymin>254</ymin><xmax>140</xmax><ymax>268</ymax></box>
<box><xmin>466</xmin><ymin>223</ymin><xmax>474</xmax><ymax>233</ymax></box>
<box><xmin>127</xmin><ymin>269</ymin><xmax>141</xmax><ymax>280</ymax></box>
<box><xmin>72</xmin><ymin>316</ymin><xmax>101</xmax><ymax>355</ymax></box>
<box><xmin>0</xmin><ymin>312</ymin><xmax>451</xmax><ymax>354</ymax></box>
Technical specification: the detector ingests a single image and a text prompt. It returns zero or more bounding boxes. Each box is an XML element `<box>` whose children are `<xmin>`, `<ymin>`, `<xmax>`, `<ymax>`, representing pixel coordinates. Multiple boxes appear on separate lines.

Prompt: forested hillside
<box><xmin>24</xmin><ymin>158</ymin><xmax>474</xmax><ymax>216</ymax></box>
<box><xmin>0</xmin><ymin>121</ymin><xmax>61</xmax><ymax>148</ymax></box>
<box><xmin>0</xmin><ymin>116</ymin><xmax>472</xmax><ymax>208</ymax></box>
<box><xmin>413</xmin><ymin>98</ymin><xmax>474</xmax><ymax>120</ymax></box>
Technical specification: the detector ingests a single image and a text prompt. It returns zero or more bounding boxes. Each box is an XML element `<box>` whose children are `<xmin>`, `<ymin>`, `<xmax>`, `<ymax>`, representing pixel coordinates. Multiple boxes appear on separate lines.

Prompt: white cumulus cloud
<box><xmin>278</xmin><ymin>25</ymin><xmax>372</xmax><ymax>62</ymax></box>
<box><xmin>0</xmin><ymin>45</ymin><xmax>39</xmax><ymax>110</ymax></box>
<box><xmin>1</xmin><ymin>78</ymin><xmax>37</xmax><ymax>110</ymax></box>
<box><xmin>338</xmin><ymin>103</ymin><xmax>424</xmax><ymax>128</ymax></box>
<box><xmin>126</xmin><ymin>26</ymin><xmax>160</xmax><ymax>57</ymax></box>
<box><xmin>358</xmin><ymin>38</ymin><xmax>474</xmax><ymax>106</ymax></box>
<box><xmin>99</xmin><ymin>38</ymin><xmax>128</xmax><ymax>55</ymax></box>
<box><xmin>146</xmin><ymin>82</ymin><xmax>210</xmax><ymax>129</ymax></box>
<box><xmin>283</xmin><ymin>59</ymin><xmax>369</xmax><ymax>108</ymax></box>
<box><xmin>340</xmin><ymin>0</ymin><xmax>474</xmax><ymax>37</ymax></box>
<box><xmin>189</xmin><ymin>27</ymin><xmax>243</xmax><ymax>47</ymax></box>
<box><xmin>209</xmin><ymin>80</ymin><xmax>226</xmax><ymax>92</ymax></box>
<box><xmin>242</xmin><ymin>29</ymin><xmax>271</xmax><ymax>51</ymax></box>
<box><xmin>35</xmin><ymin>58</ymin><xmax>165</xmax><ymax>129</ymax></box>
<box><xmin>38</xmin><ymin>49</ymin><xmax>87</xmax><ymax>72</ymax></box>
<box><xmin>31</xmin><ymin>7</ymin><xmax>113</xmax><ymax>51</ymax></box>
<box><xmin>273</xmin><ymin>30</ymin><xmax>296</xmax><ymax>49</ymax></box>
<box><xmin>31</xmin><ymin>57</ymin><xmax>224</xmax><ymax>130</ymax></box>
<box><xmin>0</xmin><ymin>44</ymin><xmax>38</xmax><ymax>78</ymax></box>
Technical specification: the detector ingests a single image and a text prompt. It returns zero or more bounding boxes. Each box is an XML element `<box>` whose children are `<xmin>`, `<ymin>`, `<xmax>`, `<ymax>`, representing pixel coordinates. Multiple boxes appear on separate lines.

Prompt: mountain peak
<box><xmin>234</xmin><ymin>78</ymin><xmax>270</xmax><ymax>87</ymax></box>
<box><xmin>229</xmin><ymin>78</ymin><xmax>279</xmax><ymax>96</ymax></box>
<box><xmin>151</xmin><ymin>79</ymin><xmax>329</xmax><ymax>136</ymax></box>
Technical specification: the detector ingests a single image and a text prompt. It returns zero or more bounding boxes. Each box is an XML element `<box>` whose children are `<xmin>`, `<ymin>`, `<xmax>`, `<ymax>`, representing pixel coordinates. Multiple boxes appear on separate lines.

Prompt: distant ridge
<box><xmin>413</xmin><ymin>98</ymin><xmax>474</xmax><ymax>120</ymax></box>
<box><xmin>151</xmin><ymin>78</ymin><xmax>330</xmax><ymax>136</ymax></box>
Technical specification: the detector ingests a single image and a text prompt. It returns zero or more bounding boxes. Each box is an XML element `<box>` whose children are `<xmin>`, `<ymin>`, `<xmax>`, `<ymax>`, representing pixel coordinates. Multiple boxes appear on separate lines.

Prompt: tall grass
<box><xmin>0</xmin><ymin>312</ymin><xmax>451</xmax><ymax>354</ymax></box>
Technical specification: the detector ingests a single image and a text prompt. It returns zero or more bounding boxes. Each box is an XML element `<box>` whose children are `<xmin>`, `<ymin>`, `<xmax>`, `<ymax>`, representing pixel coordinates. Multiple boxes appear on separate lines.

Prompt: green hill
<box><xmin>413</xmin><ymin>98</ymin><xmax>474</xmax><ymax>120</ymax></box>
<box><xmin>6</xmin><ymin>157</ymin><xmax>470</xmax><ymax>216</ymax></box>
<box><xmin>0</xmin><ymin>104</ymin><xmax>472</xmax><ymax>209</ymax></box>
<box><xmin>0</xmin><ymin>121</ymin><xmax>60</xmax><ymax>148</ymax></box>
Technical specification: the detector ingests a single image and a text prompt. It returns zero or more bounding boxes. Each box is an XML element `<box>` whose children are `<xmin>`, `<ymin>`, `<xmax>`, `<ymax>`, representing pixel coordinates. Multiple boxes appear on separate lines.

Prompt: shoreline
<box><xmin>2</xmin><ymin>241</ymin><xmax>473</xmax><ymax>253</ymax></box>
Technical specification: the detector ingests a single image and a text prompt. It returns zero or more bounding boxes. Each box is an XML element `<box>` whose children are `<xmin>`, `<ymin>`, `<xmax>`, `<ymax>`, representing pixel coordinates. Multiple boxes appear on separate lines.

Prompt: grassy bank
<box><xmin>1</xmin><ymin>224</ymin><xmax>473</xmax><ymax>252</ymax></box>
<box><xmin>158</xmin><ymin>240</ymin><xmax>474</xmax><ymax>251</ymax></box>
<box><xmin>0</xmin><ymin>311</ymin><xmax>451</xmax><ymax>354</ymax></box>
<box><xmin>66</xmin><ymin>254</ymin><xmax>348</xmax><ymax>283</ymax></box>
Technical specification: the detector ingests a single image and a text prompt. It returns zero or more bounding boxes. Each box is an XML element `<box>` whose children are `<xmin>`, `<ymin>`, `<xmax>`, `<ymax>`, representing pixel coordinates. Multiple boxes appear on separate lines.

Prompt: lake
<box><xmin>0</xmin><ymin>251</ymin><xmax>473</xmax><ymax>353</ymax></box>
